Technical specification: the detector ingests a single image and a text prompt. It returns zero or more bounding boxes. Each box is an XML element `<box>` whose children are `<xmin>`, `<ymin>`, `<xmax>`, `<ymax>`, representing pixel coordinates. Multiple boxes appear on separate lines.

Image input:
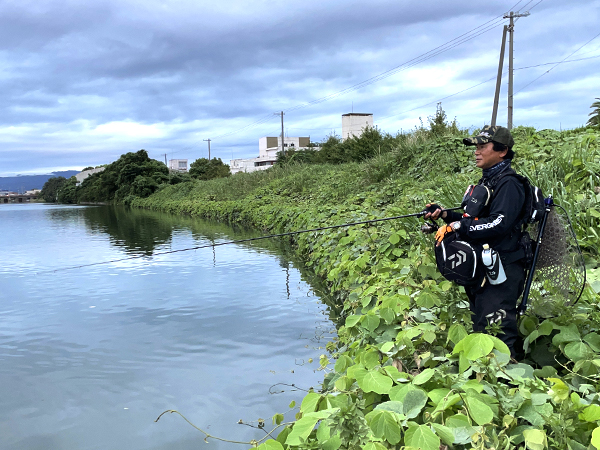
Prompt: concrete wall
<box><xmin>342</xmin><ymin>113</ymin><xmax>373</xmax><ymax>140</ymax></box>
<box><xmin>75</xmin><ymin>167</ymin><xmax>106</xmax><ymax>186</ymax></box>
<box><xmin>168</xmin><ymin>159</ymin><xmax>188</xmax><ymax>172</ymax></box>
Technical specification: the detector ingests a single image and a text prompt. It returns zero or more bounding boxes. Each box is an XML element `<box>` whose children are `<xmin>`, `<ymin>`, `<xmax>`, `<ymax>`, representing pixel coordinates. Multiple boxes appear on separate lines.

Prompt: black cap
<box><xmin>463</xmin><ymin>125</ymin><xmax>515</xmax><ymax>147</ymax></box>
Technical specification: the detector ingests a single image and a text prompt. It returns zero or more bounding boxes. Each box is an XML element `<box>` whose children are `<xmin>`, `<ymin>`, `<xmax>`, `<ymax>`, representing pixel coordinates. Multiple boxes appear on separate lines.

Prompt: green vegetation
<box><xmin>40</xmin><ymin>175</ymin><xmax>77</xmax><ymax>203</ymax></box>
<box><xmin>41</xmin><ymin>150</ymin><xmax>234</xmax><ymax>205</ymax></box>
<box><xmin>588</xmin><ymin>98</ymin><xmax>600</xmax><ymax>128</ymax></box>
<box><xmin>189</xmin><ymin>157</ymin><xmax>231</xmax><ymax>180</ymax></box>
<box><xmin>134</xmin><ymin>121</ymin><xmax>600</xmax><ymax>449</ymax></box>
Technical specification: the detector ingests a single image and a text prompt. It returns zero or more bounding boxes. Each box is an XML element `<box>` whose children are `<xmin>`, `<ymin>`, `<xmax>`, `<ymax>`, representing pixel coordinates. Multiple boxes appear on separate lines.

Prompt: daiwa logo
<box><xmin>448</xmin><ymin>250</ymin><xmax>467</xmax><ymax>269</ymax></box>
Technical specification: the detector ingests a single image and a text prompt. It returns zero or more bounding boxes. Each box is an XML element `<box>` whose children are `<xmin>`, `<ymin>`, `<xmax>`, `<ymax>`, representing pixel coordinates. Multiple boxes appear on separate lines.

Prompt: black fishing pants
<box><xmin>466</xmin><ymin>262</ymin><xmax>526</xmax><ymax>359</ymax></box>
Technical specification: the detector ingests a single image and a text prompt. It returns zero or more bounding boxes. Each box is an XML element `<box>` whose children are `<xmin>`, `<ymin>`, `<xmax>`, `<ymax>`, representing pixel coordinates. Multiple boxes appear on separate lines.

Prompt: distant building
<box><xmin>342</xmin><ymin>113</ymin><xmax>373</xmax><ymax>140</ymax></box>
<box><xmin>168</xmin><ymin>159</ymin><xmax>188</xmax><ymax>172</ymax></box>
<box><xmin>230</xmin><ymin>137</ymin><xmax>310</xmax><ymax>174</ymax></box>
<box><xmin>75</xmin><ymin>167</ymin><xmax>106</xmax><ymax>186</ymax></box>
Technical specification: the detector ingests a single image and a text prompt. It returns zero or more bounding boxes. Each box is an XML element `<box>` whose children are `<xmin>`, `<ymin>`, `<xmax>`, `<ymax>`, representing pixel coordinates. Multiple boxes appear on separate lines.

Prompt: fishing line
<box><xmin>36</xmin><ymin>207</ymin><xmax>461</xmax><ymax>275</ymax></box>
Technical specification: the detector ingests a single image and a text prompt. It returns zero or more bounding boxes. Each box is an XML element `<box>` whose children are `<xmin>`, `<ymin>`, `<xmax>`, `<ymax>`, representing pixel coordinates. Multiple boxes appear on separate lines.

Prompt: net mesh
<box><xmin>525</xmin><ymin>207</ymin><xmax>586</xmax><ymax>317</ymax></box>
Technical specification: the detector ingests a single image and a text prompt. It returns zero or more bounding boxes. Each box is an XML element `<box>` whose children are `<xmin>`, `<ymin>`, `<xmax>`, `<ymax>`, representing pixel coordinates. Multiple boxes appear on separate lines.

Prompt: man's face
<box><xmin>474</xmin><ymin>142</ymin><xmax>507</xmax><ymax>169</ymax></box>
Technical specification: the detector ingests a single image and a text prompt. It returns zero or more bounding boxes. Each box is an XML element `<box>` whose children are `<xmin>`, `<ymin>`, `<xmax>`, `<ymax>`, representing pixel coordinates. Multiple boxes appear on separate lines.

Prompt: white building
<box><xmin>342</xmin><ymin>113</ymin><xmax>373</xmax><ymax>140</ymax></box>
<box><xmin>230</xmin><ymin>137</ymin><xmax>310</xmax><ymax>174</ymax></box>
<box><xmin>168</xmin><ymin>159</ymin><xmax>188</xmax><ymax>172</ymax></box>
<box><xmin>75</xmin><ymin>167</ymin><xmax>106</xmax><ymax>186</ymax></box>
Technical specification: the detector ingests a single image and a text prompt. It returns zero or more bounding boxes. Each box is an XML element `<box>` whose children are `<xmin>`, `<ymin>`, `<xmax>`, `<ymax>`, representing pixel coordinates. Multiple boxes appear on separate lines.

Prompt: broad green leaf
<box><xmin>321</xmin><ymin>434</ymin><xmax>341</xmax><ymax>450</ymax></box>
<box><xmin>389</xmin><ymin>383</ymin><xmax>422</xmax><ymax>402</ymax></box>
<box><xmin>379</xmin><ymin>307</ymin><xmax>396</xmax><ymax>325</ymax></box>
<box><xmin>334</xmin><ymin>376</ymin><xmax>353</xmax><ymax>391</ymax></box>
<box><xmin>453</xmin><ymin>333</ymin><xmax>494</xmax><ymax>360</ymax></box>
<box><xmin>447</xmin><ymin>324</ymin><xmax>467</xmax><ymax>345</ymax></box>
<box><xmin>564</xmin><ymin>341</ymin><xmax>595</xmax><ymax>362</ymax></box>
<box><xmin>272</xmin><ymin>413</ymin><xmax>284</xmax><ymax>425</ymax></box>
<box><xmin>301</xmin><ymin>392</ymin><xmax>321</xmax><ymax>413</ymax></box>
<box><xmin>538</xmin><ymin>320</ymin><xmax>554</xmax><ymax>336</ymax></box>
<box><xmin>357</xmin><ymin>369</ymin><xmax>393</xmax><ymax>394</ymax></box>
<box><xmin>463</xmin><ymin>395</ymin><xmax>494</xmax><ymax>425</ymax></box>
<box><xmin>416</xmin><ymin>291</ymin><xmax>439</xmax><ymax>308</ymax></box>
<box><xmin>404</xmin><ymin>424</ymin><xmax>440</xmax><ymax>450</ymax></box>
<box><xmin>517</xmin><ymin>401</ymin><xmax>553</xmax><ymax>426</ymax></box>
<box><xmin>592</xmin><ymin>427</ymin><xmax>600</xmax><ymax>449</ymax></box>
<box><xmin>533</xmin><ymin>366</ymin><xmax>557</xmax><ymax>378</ymax></box>
<box><xmin>504</xmin><ymin>363</ymin><xmax>535</xmax><ymax>380</ymax></box>
<box><xmin>412</xmin><ymin>368</ymin><xmax>435</xmax><ymax>385</ymax></box>
<box><xmin>363</xmin><ymin>350</ymin><xmax>381</xmax><ymax>370</ymax></box>
<box><xmin>459</xmin><ymin>380</ymin><xmax>484</xmax><ymax>393</ymax></box>
<box><xmin>403</xmin><ymin>389</ymin><xmax>428</xmax><ymax>419</ymax></box>
<box><xmin>489</xmin><ymin>335</ymin><xmax>511</xmax><ymax>355</ymax></box>
<box><xmin>580</xmin><ymin>404</ymin><xmax>600</xmax><ymax>422</ymax></box>
<box><xmin>362</xmin><ymin>314</ymin><xmax>380</xmax><ymax>332</ymax></box>
<box><xmin>256</xmin><ymin>439</ymin><xmax>284</xmax><ymax>450</ymax></box>
<box><xmin>547</xmin><ymin>378</ymin><xmax>569</xmax><ymax>403</ymax></box>
<box><xmin>316</xmin><ymin>421</ymin><xmax>331</xmax><ymax>442</ymax></box>
<box><xmin>428</xmin><ymin>388</ymin><xmax>451</xmax><ymax>405</ymax></box>
<box><xmin>379</xmin><ymin>341</ymin><xmax>394</xmax><ymax>353</ymax></box>
<box><xmin>347</xmin><ymin>365</ymin><xmax>366</xmax><ymax>381</ymax></box>
<box><xmin>345</xmin><ymin>315</ymin><xmax>361</xmax><ymax>328</ymax></box>
<box><xmin>584</xmin><ymin>332</ymin><xmax>600</xmax><ymax>352</ymax></box>
<box><xmin>445</xmin><ymin>414</ymin><xmax>477</xmax><ymax>446</ymax></box>
<box><xmin>523</xmin><ymin>429</ymin><xmax>548</xmax><ymax>450</ymax></box>
<box><xmin>552</xmin><ymin>323</ymin><xmax>581</xmax><ymax>346</ymax></box>
<box><xmin>431</xmin><ymin>423</ymin><xmax>455</xmax><ymax>445</ymax></box>
<box><xmin>458</xmin><ymin>351</ymin><xmax>469</xmax><ymax>374</ymax></box>
<box><xmin>365</xmin><ymin>410</ymin><xmax>402</xmax><ymax>445</ymax></box>
<box><xmin>285</xmin><ymin>416</ymin><xmax>320</xmax><ymax>445</ymax></box>
<box><xmin>389</xmin><ymin>233</ymin><xmax>400</xmax><ymax>245</ymax></box>
<box><xmin>375</xmin><ymin>401</ymin><xmax>405</xmax><ymax>415</ymax></box>
<box><xmin>334</xmin><ymin>355</ymin><xmax>352</xmax><ymax>373</ymax></box>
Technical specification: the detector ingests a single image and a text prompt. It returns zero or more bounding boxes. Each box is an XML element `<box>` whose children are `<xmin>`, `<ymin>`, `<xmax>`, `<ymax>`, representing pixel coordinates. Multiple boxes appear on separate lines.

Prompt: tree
<box><xmin>57</xmin><ymin>177</ymin><xmax>78</xmax><ymax>204</ymax></box>
<box><xmin>78</xmin><ymin>149</ymin><xmax>168</xmax><ymax>203</ymax></box>
<box><xmin>587</xmin><ymin>97</ymin><xmax>600</xmax><ymax>128</ymax></box>
<box><xmin>40</xmin><ymin>176</ymin><xmax>67</xmax><ymax>202</ymax></box>
<box><xmin>189</xmin><ymin>158</ymin><xmax>231</xmax><ymax>180</ymax></box>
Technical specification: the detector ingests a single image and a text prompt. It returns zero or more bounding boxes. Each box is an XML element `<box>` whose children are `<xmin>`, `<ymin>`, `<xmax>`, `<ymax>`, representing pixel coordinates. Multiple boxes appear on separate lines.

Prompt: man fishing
<box><xmin>424</xmin><ymin>125</ymin><xmax>526</xmax><ymax>359</ymax></box>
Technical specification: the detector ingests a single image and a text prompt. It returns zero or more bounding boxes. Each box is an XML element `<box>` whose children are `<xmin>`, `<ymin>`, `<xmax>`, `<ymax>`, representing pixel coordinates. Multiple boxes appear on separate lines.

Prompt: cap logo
<box><xmin>479</xmin><ymin>132</ymin><xmax>491</xmax><ymax>138</ymax></box>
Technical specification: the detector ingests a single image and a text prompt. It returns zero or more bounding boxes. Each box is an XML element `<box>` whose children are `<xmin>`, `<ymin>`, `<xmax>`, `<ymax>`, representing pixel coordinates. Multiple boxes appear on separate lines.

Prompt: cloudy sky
<box><xmin>1</xmin><ymin>0</ymin><xmax>599</xmax><ymax>176</ymax></box>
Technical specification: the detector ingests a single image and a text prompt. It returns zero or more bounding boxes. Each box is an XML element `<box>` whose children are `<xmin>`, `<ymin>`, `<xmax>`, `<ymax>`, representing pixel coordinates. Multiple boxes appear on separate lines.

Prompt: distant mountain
<box><xmin>0</xmin><ymin>171</ymin><xmax>80</xmax><ymax>192</ymax></box>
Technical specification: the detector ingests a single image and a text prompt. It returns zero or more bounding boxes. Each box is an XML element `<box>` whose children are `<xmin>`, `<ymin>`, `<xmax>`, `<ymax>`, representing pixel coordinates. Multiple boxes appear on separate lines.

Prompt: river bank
<box><xmin>133</xmin><ymin>126</ymin><xmax>600</xmax><ymax>449</ymax></box>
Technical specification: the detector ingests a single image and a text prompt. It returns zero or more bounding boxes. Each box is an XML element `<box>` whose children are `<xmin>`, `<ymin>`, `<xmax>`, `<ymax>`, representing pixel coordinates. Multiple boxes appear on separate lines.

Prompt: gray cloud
<box><xmin>0</xmin><ymin>0</ymin><xmax>599</xmax><ymax>175</ymax></box>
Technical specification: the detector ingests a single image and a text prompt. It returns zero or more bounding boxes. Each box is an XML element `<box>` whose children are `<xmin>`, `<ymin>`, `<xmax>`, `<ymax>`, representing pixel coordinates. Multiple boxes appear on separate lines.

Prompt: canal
<box><xmin>0</xmin><ymin>204</ymin><xmax>337</xmax><ymax>450</ymax></box>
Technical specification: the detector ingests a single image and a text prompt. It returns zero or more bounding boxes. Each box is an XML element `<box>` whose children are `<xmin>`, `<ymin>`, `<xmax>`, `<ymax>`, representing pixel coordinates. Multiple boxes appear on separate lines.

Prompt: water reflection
<box><xmin>0</xmin><ymin>204</ymin><xmax>339</xmax><ymax>450</ymax></box>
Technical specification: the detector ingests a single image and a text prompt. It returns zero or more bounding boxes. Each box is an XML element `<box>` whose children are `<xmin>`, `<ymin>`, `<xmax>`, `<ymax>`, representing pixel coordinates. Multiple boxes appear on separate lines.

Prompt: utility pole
<box><xmin>162</xmin><ymin>153</ymin><xmax>167</xmax><ymax>165</ymax></box>
<box><xmin>203</xmin><ymin>139</ymin><xmax>211</xmax><ymax>160</ymax></box>
<box><xmin>491</xmin><ymin>25</ymin><xmax>508</xmax><ymax>127</ymax></box>
<box><xmin>274</xmin><ymin>111</ymin><xmax>285</xmax><ymax>154</ymax></box>
<box><xmin>505</xmin><ymin>10</ymin><xmax>530</xmax><ymax>130</ymax></box>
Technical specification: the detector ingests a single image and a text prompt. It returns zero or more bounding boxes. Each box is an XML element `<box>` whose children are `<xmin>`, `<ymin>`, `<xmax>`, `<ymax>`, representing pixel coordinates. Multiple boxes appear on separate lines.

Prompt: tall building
<box><xmin>342</xmin><ymin>113</ymin><xmax>373</xmax><ymax>140</ymax></box>
<box><xmin>230</xmin><ymin>137</ymin><xmax>310</xmax><ymax>174</ymax></box>
<box><xmin>168</xmin><ymin>159</ymin><xmax>188</xmax><ymax>172</ymax></box>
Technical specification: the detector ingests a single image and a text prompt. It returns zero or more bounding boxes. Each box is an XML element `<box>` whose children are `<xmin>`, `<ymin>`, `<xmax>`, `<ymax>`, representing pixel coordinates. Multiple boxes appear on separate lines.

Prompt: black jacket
<box><xmin>444</xmin><ymin>168</ymin><xmax>526</xmax><ymax>255</ymax></box>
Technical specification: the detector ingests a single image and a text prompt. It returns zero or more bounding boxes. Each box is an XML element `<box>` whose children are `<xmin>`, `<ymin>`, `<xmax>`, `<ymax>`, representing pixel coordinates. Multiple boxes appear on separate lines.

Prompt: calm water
<box><xmin>0</xmin><ymin>204</ymin><xmax>337</xmax><ymax>450</ymax></box>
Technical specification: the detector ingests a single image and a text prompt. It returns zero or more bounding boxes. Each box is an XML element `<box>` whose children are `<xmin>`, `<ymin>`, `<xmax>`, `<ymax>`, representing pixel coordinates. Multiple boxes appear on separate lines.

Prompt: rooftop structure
<box><xmin>342</xmin><ymin>113</ymin><xmax>373</xmax><ymax>140</ymax></box>
<box><xmin>230</xmin><ymin>137</ymin><xmax>310</xmax><ymax>174</ymax></box>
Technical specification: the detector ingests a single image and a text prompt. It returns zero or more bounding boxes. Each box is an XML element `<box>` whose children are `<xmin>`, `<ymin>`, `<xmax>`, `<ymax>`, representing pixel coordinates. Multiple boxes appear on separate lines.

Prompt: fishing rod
<box><xmin>37</xmin><ymin>206</ymin><xmax>462</xmax><ymax>274</ymax></box>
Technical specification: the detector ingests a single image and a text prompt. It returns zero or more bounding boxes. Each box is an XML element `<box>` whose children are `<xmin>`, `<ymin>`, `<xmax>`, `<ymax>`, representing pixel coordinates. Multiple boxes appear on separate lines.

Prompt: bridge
<box><xmin>0</xmin><ymin>194</ymin><xmax>39</xmax><ymax>204</ymax></box>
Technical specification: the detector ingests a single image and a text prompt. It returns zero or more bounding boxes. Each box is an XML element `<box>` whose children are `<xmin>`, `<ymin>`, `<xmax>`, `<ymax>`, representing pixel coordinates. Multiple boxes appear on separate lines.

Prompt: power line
<box><xmin>514</xmin><ymin>54</ymin><xmax>600</xmax><ymax>70</ymax></box>
<box><xmin>206</xmin><ymin>6</ymin><xmax>523</xmax><ymax>141</ymax></box>
<box><xmin>515</xmin><ymin>29</ymin><xmax>600</xmax><ymax>95</ymax></box>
